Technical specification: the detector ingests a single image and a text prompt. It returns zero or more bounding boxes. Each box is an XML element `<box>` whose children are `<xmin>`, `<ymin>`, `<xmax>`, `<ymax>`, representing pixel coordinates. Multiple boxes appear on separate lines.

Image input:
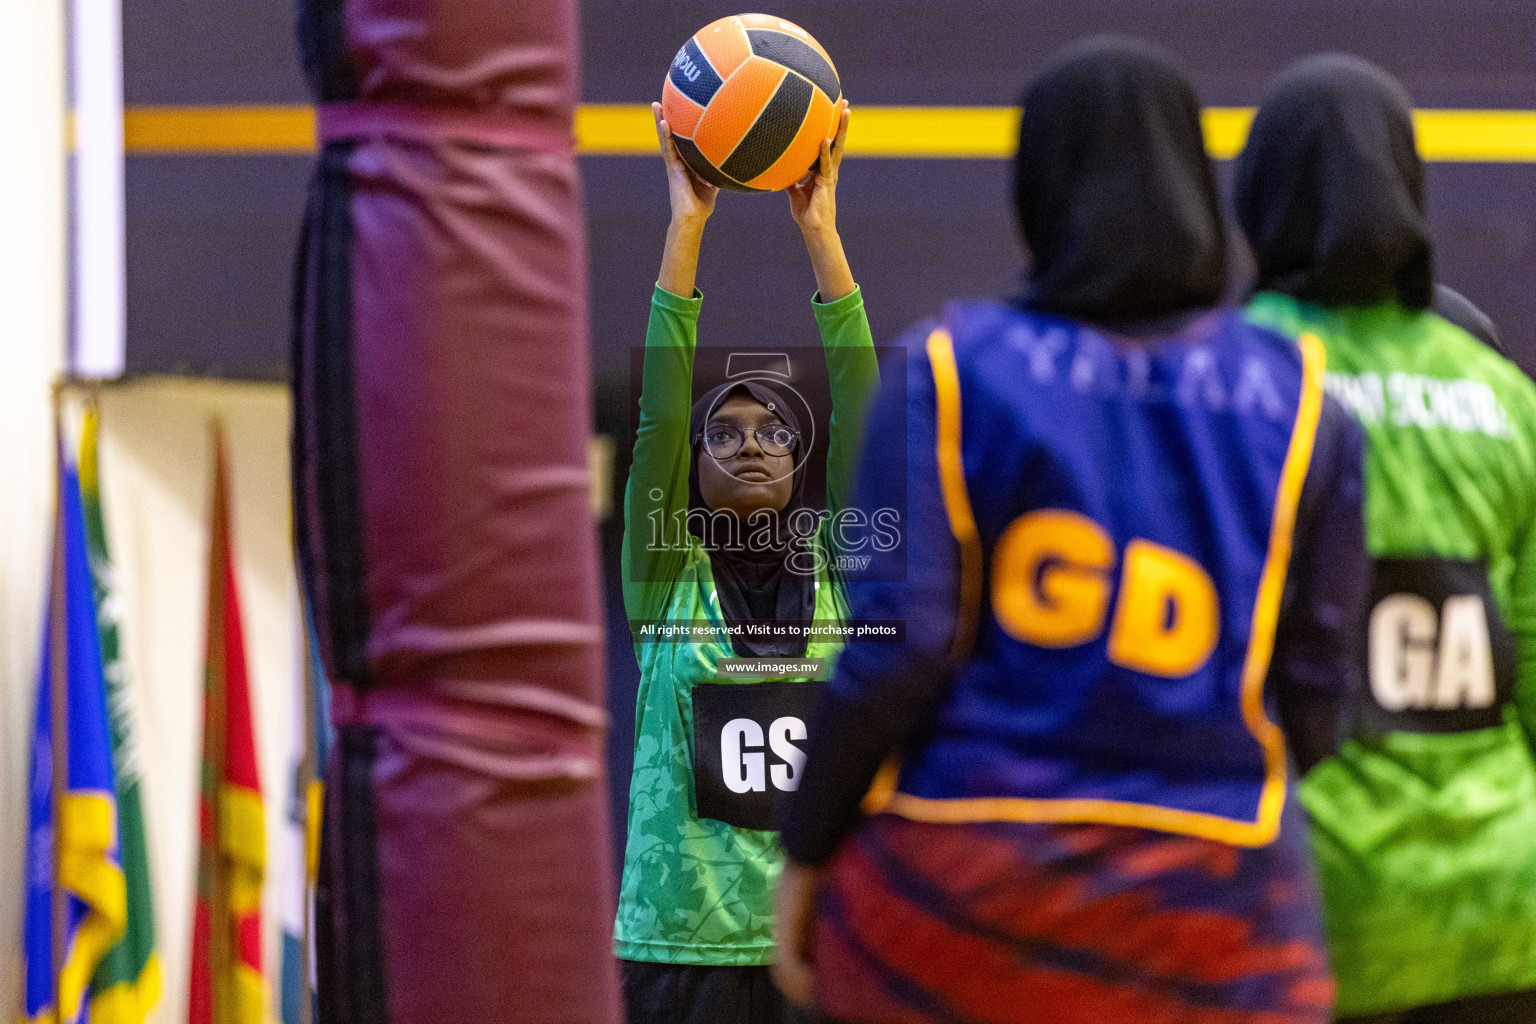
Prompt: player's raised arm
<box><xmin>653</xmin><ymin>101</ymin><xmax>719</xmax><ymax>299</ymax></box>
<box><xmin>788</xmin><ymin>101</ymin><xmax>855</xmax><ymax>302</ymax></box>
<box><xmin>621</xmin><ymin>105</ymin><xmax>717</xmax><ymax>621</ymax></box>
<box><xmin>791</xmin><ymin>102</ymin><xmax>879</xmax><ymax>521</ymax></box>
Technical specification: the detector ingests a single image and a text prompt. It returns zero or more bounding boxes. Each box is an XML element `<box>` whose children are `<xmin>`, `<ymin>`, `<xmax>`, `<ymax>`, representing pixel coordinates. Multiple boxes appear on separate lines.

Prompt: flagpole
<box><xmin>49</xmin><ymin>383</ymin><xmax>70</xmax><ymax>1024</ymax></box>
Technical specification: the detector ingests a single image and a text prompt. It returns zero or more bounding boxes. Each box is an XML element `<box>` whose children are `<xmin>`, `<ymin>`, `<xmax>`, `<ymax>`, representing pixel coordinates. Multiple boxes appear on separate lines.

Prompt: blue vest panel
<box><xmin>879</xmin><ymin>302</ymin><xmax>1325</xmax><ymax>847</ymax></box>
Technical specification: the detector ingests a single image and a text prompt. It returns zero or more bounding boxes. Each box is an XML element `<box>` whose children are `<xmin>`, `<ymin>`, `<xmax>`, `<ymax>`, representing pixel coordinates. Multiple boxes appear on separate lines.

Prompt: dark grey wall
<box><xmin>118</xmin><ymin>1</ymin><xmax>1536</xmax><ymax>868</ymax></box>
<box><xmin>125</xmin><ymin>155</ymin><xmax>310</xmax><ymax>380</ymax></box>
<box><xmin>124</xmin><ymin>0</ymin><xmax>307</xmax><ymax>104</ymax></box>
<box><xmin>121</xmin><ymin>1</ymin><xmax>1536</xmax><ymax>383</ymax></box>
<box><xmin>582</xmin><ymin>0</ymin><xmax>1536</xmax><ymax>108</ymax></box>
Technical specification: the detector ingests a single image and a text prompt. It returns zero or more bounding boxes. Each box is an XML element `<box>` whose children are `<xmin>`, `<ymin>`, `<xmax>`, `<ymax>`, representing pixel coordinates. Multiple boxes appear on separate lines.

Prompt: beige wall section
<box><xmin>0</xmin><ymin>7</ymin><xmax>301</xmax><ymax>1015</ymax></box>
<box><xmin>0</xmin><ymin>0</ymin><xmax>66</xmax><ymax>1015</ymax></box>
<box><xmin>1</xmin><ymin>378</ymin><xmax>300</xmax><ymax>1024</ymax></box>
<box><xmin>94</xmin><ymin>380</ymin><xmax>300</xmax><ymax>1024</ymax></box>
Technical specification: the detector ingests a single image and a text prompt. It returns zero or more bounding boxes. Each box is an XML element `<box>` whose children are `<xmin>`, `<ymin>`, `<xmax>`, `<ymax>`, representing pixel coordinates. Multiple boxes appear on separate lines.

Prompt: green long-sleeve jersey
<box><xmin>615</xmin><ymin>283</ymin><xmax>879</xmax><ymax>965</ymax></box>
<box><xmin>1248</xmin><ymin>292</ymin><xmax>1536</xmax><ymax>1016</ymax></box>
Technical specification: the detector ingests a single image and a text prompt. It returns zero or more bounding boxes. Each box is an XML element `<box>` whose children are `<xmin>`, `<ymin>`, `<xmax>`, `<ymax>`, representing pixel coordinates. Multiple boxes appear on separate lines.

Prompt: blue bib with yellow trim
<box><xmin>880</xmin><ymin>302</ymin><xmax>1324</xmax><ymax>847</ymax></box>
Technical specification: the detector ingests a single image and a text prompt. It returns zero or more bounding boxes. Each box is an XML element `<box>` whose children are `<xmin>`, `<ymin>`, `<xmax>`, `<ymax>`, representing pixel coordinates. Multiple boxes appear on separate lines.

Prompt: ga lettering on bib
<box><xmin>1363</xmin><ymin>557</ymin><xmax>1515</xmax><ymax>734</ymax></box>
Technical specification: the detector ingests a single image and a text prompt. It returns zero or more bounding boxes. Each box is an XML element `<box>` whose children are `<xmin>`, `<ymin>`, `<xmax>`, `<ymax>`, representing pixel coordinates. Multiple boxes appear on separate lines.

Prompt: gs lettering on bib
<box><xmin>1362</xmin><ymin>558</ymin><xmax>1516</xmax><ymax>734</ymax></box>
<box><xmin>691</xmin><ymin>681</ymin><xmax>817</xmax><ymax>831</ymax></box>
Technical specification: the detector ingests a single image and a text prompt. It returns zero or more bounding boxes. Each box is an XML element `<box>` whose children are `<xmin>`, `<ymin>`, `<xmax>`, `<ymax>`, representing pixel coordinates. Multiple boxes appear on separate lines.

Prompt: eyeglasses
<box><xmin>696</xmin><ymin>423</ymin><xmax>799</xmax><ymax>459</ymax></box>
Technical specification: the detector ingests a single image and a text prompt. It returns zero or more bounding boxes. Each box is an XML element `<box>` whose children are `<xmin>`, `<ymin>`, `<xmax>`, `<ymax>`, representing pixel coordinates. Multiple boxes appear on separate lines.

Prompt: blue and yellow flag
<box><xmin>22</xmin><ymin>446</ymin><xmax>129</xmax><ymax>1024</ymax></box>
<box><xmin>80</xmin><ymin>407</ymin><xmax>161</xmax><ymax>1024</ymax></box>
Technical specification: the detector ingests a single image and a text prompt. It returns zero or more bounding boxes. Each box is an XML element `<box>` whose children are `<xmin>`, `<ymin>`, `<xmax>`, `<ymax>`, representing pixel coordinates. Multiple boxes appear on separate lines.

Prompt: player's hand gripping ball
<box><xmin>662</xmin><ymin>14</ymin><xmax>842</xmax><ymax>193</ymax></box>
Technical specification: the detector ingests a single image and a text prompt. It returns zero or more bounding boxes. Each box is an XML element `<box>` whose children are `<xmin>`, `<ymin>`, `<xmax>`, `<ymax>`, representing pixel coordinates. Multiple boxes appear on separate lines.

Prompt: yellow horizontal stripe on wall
<box><xmin>125</xmin><ymin>105</ymin><xmax>317</xmax><ymax>153</ymax></box>
<box><xmin>577</xmin><ymin>103</ymin><xmax>1029</xmax><ymax>157</ymax></box>
<box><xmin>1413</xmin><ymin>109</ymin><xmax>1536</xmax><ymax>162</ymax></box>
<box><xmin>116</xmin><ymin>103</ymin><xmax>1536</xmax><ymax>162</ymax></box>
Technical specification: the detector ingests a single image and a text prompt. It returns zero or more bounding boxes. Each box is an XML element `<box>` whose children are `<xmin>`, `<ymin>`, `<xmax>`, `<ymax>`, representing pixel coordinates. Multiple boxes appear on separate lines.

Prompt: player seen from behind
<box><xmin>771</xmin><ymin>37</ymin><xmax>1371</xmax><ymax>1024</ymax></box>
<box><xmin>1238</xmin><ymin>54</ymin><xmax>1536</xmax><ymax>1024</ymax></box>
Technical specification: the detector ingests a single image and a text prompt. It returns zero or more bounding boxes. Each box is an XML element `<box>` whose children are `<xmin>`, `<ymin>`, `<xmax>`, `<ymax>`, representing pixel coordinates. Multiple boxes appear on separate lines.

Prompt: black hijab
<box><xmin>688</xmin><ymin>380</ymin><xmax>816</xmax><ymax>657</ymax></box>
<box><xmin>1014</xmin><ymin>37</ymin><xmax>1229</xmax><ymax>325</ymax></box>
<box><xmin>1234</xmin><ymin>54</ymin><xmax>1433</xmax><ymax>309</ymax></box>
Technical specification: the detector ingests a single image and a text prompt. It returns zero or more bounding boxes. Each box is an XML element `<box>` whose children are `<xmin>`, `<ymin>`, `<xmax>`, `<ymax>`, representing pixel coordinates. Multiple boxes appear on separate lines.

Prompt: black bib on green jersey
<box><xmin>692</xmin><ymin>681</ymin><xmax>817</xmax><ymax>830</ymax></box>
<box><xmin>1362</xmin><ymin>557</ymin><xmax>1517</xmax><ymax>735</ymax></box>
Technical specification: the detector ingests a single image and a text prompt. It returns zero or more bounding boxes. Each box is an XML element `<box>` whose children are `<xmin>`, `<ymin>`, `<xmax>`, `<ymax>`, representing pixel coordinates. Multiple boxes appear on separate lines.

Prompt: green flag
<box><xmin>79</xmin><ymin>406</ymin><xmax>161</xmax><ymax>1024</ymax></box>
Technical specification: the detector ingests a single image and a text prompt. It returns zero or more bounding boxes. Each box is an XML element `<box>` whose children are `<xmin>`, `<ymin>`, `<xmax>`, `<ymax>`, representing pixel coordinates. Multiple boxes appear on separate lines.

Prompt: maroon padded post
<box><xmin>292</xmin><ymin>3</ymin><xmax>620</xmax><ymax>1021</ymax></box>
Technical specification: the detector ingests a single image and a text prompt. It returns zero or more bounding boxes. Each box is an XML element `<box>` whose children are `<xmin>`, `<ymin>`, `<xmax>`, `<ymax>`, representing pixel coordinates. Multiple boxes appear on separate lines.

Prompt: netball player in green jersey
<box><xmin>616</xmin><ymin>101</ymin><xmax>878</xmax><ymax>1024</ymax></box>
<box><xmin>1239</xmin><ymin>57</ymin><xmax>1536</xmax><ymax>1023</ymax></box>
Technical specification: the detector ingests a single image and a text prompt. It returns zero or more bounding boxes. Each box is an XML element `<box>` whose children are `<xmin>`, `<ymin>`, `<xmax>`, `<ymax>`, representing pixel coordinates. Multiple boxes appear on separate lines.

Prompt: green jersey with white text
<box><xmin>1248</xmin><ymin>292</ymin><xmax>1536</xmax><ymax>1016</ymax></box>
<box><xmin>615</xmin><ymin>284</ymin><xmax>878</xmax><ymax>965</ymax></box>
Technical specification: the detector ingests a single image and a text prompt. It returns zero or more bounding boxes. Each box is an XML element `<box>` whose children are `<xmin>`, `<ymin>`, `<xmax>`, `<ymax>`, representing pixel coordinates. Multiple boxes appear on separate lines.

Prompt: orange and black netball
<box><xmin>661</xmin><ymin>14</ymin><xmax>842</xmax><ymax>192</ymax></box>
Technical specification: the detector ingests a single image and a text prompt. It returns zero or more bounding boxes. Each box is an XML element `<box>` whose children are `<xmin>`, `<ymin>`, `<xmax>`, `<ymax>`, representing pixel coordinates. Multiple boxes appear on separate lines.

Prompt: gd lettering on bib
<box><xmin>691</xmin><ymin>681</ymin><xmax>817</xmax><ymax>831</ymax></box>
<box><xmin>1362</xmin><ymin>557</ymin><xmax>1515</xmax><ymax>734</ymax></box>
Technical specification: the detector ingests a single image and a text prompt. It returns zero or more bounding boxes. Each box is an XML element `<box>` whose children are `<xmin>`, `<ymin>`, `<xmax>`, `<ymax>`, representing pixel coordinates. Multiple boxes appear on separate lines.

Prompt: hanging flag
<box><xmin>277</xmin><ymin>628</ymin><xmax>307</xmax><ymax>1024</ymax></box>
<box><xmin>278</xmin><ymin>610</ymin><xmax>331</xmax><ymax>1024</ymax></box>
<box><xmin>79</xmin><ymin>405</ymin><xmax>162</xmax><ymax>1024</ymax></box>
<box><xmin>21</xmin><ymin>436</ymin><xmax>128</xmax><ymax>1024</ymax></box>
<box><xmin>187</xmin><ymin>432</ymin><xmax>268</xmax><ymax>1024</ymax></box>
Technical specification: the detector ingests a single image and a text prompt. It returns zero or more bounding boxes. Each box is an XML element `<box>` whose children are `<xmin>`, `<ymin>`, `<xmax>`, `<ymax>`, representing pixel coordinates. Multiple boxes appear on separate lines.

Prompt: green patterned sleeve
<box><xmin>622</xmin><ymin>284</ymin><xmax>701</xmax><ymax>624</ymax></box>
<box><xmin>1508</xmin><ymin>381</ymin><xmax>1536</xmax><ymax>750</ymax></box>
<box><xmin>812</xmin><ymin>286</ymin><xmax>880</xmax><ymax>519</ymax></box>
<box><xmin>1512</xmin><ymin>503</ymin><xmax>1536</xmax><ymax>748</ymax></box>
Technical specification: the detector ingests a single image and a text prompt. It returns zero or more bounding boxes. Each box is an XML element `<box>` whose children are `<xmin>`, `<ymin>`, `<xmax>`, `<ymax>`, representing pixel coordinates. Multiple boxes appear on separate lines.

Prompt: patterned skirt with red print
<box><xmin>813</xmin><ymin>809</ymin><xmax>1333</xmax><ymax>1024</ymax></box>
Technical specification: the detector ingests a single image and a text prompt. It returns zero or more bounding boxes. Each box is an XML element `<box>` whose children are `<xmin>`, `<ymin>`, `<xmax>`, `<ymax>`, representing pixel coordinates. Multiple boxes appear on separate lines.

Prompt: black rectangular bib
<box><xmin>1361</xmin><ymin>557</ymin><xmax>1515</xmax><ymax>734</ymax></box>
<box><xmin>691</xmin><ymin>681</ymin><xmax>818</xmax><ymax>831</ymax></box>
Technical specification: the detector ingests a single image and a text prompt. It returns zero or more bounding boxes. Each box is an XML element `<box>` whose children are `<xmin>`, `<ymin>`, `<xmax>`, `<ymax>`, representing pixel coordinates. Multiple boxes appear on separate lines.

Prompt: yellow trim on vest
<box><xmin>924</xmin><ymin>329</ymin><xmax>983</xmax><ymax>660</ymax></box>
<box><xmin>860</xmin><ymin>329</ymin><xmax>979</xmax><ymax>817</ymax></box>
<box><xmin>1236</xmin><ymin>330</ymin><xmax>1327</xmax><ymax>841</ymax></box>
<box><xmin>872</xmin><ymin>331</ymin><xmax>1328</xmax><ymax>848</ymax></box>
<box><xmin>860</xmin><ymin>758</ymin><xmax>901</xmax><ymax>815</ymax></box>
